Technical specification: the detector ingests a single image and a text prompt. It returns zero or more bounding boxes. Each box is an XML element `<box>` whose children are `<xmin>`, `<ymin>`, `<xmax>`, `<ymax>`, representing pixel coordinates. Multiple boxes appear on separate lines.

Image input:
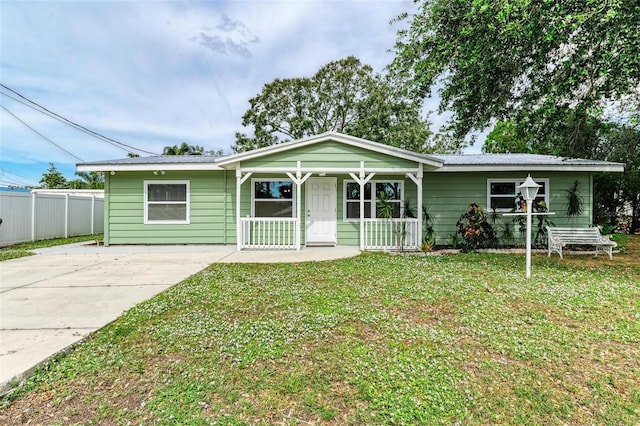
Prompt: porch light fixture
<box><xmin>518</xmin><ymin>175</ymin><xmax>541</xmax><ymax>279</ymax></box>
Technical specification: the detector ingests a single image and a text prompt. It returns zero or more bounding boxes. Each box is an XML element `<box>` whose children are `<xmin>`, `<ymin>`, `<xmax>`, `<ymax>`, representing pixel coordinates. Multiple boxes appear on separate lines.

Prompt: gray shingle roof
<box><xmin>77</xmin><ymin>150</ymin><xmax>623</xmax><ymax>173</ymax></box>
<box><xmin>431</xmin><ymin>153</ymin><xmax>620</xmax><ymax>166</ymax></box>
<box><xmin>80</xmin><ymin>155</ymin><xmax>217</xmax><ymax>166</ymax></box>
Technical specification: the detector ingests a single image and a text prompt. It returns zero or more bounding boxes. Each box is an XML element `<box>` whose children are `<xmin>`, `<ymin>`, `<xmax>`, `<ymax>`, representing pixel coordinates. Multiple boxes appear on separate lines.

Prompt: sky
<box><xmin>1</xmin><ymin>0</ymin><xmax>470</xmax><ymax>188</ymax></box>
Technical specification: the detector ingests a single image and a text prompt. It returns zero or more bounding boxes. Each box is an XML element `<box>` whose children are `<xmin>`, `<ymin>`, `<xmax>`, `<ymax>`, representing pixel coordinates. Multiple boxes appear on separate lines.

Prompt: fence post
<box><xmin>65</xmin><ymin>193</ymin><xmax>69</xmax><ymax>238</ymax></box>
<box><xmin>91</xmin><ymin>195</ymin><xmax>95</xmax><ymax>235</ymax></box>
<box><xmin>31</xmin><ymin>192</ymin><xmax>36</xmax><ymax>242</ymax></box>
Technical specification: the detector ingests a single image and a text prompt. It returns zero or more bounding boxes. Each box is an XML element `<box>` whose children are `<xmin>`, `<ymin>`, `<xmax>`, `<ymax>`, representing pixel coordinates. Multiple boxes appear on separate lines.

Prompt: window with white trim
<box><xmin>344</xmin><ymin>180</ymin><xmax>403</xmax><ymax>220</ymax></box>
<box><xmin>487</xmin><ymin>179</ymin><xmax>548</xmax><ymax>212</ymax></box>
<box><xmin>252</xmin><ymin>179</ymin><xmax>294</xmax><ymax>217</ymax></box>
<box><xmin>144</xmin><ymin>181</ymin><xmax>190</xmax><ymax>224</ymax></box>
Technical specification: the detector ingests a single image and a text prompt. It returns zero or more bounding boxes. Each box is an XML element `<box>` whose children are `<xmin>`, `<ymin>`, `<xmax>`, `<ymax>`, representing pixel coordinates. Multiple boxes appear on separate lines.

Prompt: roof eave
<box><xmin>436</xmin><ymin>164</ymin><xmax>625</xmax><ymax>173</ymax></box>
<box><xmin>77</xmin><ymin>163</ymin><xmax>224</xmax><ymax>172</ymax></box>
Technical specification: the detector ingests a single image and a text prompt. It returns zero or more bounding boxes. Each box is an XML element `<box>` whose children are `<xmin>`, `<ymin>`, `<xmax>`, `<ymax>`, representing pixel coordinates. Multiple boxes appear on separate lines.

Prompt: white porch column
<box><xmin>406</xmin><ymin>163</ymin><xmax>424</xmax><ymax>249</ymax></box>
<box><xmin>236</xmin><ymin>165</ymin><xmax>253</xmax><ymax>250</ymax></box>
<box><xmin>236</xmin><ymin>166</ymin><xmax>242</xmax><ymax>250</ymax></box>
<box><xmin>359</xmin><ymin>177</ymin><xmax>364</xmax><ymax>250</ymax></box>
<box><xmin>417</xmin><ymin>164</ymin><xmax>423</xmax><ymax>247</ymax></box>
<box><xmin>349</xmin><ymin>161</ymin><xmax>375</xmax><ymax>250</ymax></box>
<box><xmin>286</xmin><ymin>161</ymin><xmax>312</xmax><ymax>251</ymax></box>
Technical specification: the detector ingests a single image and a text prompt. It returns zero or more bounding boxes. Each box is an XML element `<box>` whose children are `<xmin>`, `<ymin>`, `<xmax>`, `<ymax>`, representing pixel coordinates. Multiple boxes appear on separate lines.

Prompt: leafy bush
<box><xmin>512</xmin><ymin>197</ymin><xmax>554</xmax><ymax>247</ymax></box>
<box><xmin>456</xmin><ymin>203</ymin><xmax>497</xmax><ymax>251</ymax></box>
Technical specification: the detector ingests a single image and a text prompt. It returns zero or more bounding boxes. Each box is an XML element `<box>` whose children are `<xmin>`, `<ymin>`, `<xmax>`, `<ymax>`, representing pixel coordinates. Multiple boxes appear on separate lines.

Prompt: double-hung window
<box><xmin>252</xmin><ymin>179</ymin><xmax>294</xmax><ymax>217</ymax></box>
<box><xmin>487</xmin><ymin>179</ymin><xmax>548</xmax><ymax>212</ymax></box>
<box><xmin>344</xmin><ymin>180</ymin><xmax>403</xmax><ymax>220</ymax></box>
<box><xmin>144</xmin><ymin>181</ymin><xmax>190</xmax><ymax>224</ymax></box>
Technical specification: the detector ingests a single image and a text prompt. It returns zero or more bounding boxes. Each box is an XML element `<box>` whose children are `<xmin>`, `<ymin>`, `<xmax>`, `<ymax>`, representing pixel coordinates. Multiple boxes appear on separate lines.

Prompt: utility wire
<box><xmin>1</xmin><ymin>104</ymin><xmax>84</xmax><ymax>161</ymax></box>
<box><xmin>0</xmin><ymin>165</ymin><xmax>40</xmax><ymax>181</ymax></box>
<box><xmin>1</xmin><ymin>91</ymin><xmax>138</xmax><ymax>155</ymax></box>
<box><xmin>0</xmin><ymin>84</ymin><xmax>158</xmax><ymax>155</ymax></box>
<box><xmin>0</xmin><ymin>167</ymin><xmax>36</xmax><ymax>186</ymax></box>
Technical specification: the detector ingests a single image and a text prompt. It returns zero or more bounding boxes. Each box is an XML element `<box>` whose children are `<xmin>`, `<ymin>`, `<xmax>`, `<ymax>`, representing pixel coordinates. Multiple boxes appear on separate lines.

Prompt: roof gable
<box><xmin>215</xmin><ymin>132</ymin><xmax>444</xmax><ymax>169</ymax></box>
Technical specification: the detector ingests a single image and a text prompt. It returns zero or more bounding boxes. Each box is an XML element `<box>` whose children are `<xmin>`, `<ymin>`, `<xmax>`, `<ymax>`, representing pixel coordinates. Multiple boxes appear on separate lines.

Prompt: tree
<box><xmin>482</xmin><ymin>121</ymin><xmax>529</xmax><ymax>154</ymax></box>
<box><xmin>74</xmin><ymin>171</ymin><xmax>105</xmax><ymax>189</ymax></box>
<box><xmin>594</xmin><ymin>125</ymin><xmax>640</xmax><ymax>232</ymax></box>
<box><xmin>392</xmin><ymin>0</ymin><xmax>640</xmax><ymax>145</ymax></box>
<box><xmin>162</xmin><ymin>142</ymin><xmax>204</xmax><ymax>155</ymax></box>
<box><xmin>233</xmin><ymin>56</ymin><xmax>439</xmax><ymax>153</ymax></box>
<box><xmin>483</xmin><ymin>108</ymin><xmax>606</xmax><ymax>158</ymax></box>
<box><xmin>203</xmin><ymin>148</ymin><xmax>226</xmax><ymax>158</ymax></box>
<box><xmin>39</xmin><ymin>163</ymin><xmax>67</xmax><ymax>189</ymax></box>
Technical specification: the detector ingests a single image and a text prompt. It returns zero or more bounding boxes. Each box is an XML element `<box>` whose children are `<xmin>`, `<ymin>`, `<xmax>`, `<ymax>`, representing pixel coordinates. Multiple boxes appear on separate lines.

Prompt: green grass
<box><xmin>0</xmin><ymin>234</ymin><xmax>102</xmax><ymax>261</ymax></box>
<box><xmin>2</xmin><ymin>238</ymin><xmax>639</xmax><ymax>424</ymax></box>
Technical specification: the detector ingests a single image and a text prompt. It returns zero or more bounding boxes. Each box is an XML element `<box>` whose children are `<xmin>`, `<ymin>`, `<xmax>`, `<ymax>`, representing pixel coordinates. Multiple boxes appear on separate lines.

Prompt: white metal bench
<box><xmin>546</xmin><ymin>226</ymin><xmax>617</xmax><ymax>259</ymax></box>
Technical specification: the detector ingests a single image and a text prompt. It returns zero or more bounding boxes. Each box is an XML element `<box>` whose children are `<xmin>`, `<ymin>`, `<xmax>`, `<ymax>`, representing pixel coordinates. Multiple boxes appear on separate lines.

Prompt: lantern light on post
<box><xmin>518</xmin><ymin>175</ymin><xmax>541</xmax><ymax>279</ymax></box>
<box><xmin>519</xmin><ymin>175</ymin><xmax>541</xmax><ymax>202</ymax></box>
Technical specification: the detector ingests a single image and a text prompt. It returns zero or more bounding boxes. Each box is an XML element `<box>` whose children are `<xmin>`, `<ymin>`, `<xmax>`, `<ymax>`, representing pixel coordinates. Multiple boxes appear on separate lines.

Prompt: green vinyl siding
<box><xmin>242</xmin><ymin>140</ymin><xmax>418</xmax><ymax>170</ymax></box>
<box><xmin>424</xmin><ymin>172</ymin><xmax>593</xmax><ymax>245</ymax></box>
<box><xmin>106</xmin><ymin>170</ymin><xmax>236</xmax><ymax>245</ymax></box>
<box><xmin>103</xmin><ymin>165</ymin><xmax>595</xmax><ymax>248</ymax></box>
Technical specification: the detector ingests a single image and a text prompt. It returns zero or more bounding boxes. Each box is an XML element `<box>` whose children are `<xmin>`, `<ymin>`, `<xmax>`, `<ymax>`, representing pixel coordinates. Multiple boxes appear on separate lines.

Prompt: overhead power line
<box><xmin>1</xmin><ymin>104</ymin><xmax>84</xmax><ymax>161</ymax></box>
<box><xmin>0</xmin><ymin>84</ymin><xmax>158</xmax><ymax>156</ymax></box>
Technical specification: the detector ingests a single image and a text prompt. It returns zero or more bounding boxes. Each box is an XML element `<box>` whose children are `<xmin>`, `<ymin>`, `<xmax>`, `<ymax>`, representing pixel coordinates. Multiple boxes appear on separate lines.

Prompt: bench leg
<box><xmin>595</xmin><ymin>245</ymin><xmax>614</xmax><ymax>260</ymax></box>
<box><xmin>548</xmin><ymin>242</ymin><xmax>563</xmax><ymax>259</ymax></box>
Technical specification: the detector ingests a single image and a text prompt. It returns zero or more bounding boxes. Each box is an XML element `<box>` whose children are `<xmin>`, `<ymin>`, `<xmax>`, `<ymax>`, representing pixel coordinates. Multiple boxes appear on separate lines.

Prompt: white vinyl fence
<box><xmin>0</xmin><ymin>192</ymin><xmax>104</xmax><ymax>247</ymax></box>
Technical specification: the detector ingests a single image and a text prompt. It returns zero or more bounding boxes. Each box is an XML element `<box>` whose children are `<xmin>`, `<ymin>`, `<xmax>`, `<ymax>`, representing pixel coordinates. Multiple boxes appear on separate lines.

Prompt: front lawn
<box><xmin>2</xmin><ymin>237</ymin><xmax>639</xmax><ymax>424</ymax></box>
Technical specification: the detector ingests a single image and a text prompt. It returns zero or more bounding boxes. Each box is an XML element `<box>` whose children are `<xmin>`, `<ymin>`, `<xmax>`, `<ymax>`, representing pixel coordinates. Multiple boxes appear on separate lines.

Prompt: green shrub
<box><xmin>456</xmin><ymin>203</ymin><xmax>497</xmax><ymax>251</ymax></box>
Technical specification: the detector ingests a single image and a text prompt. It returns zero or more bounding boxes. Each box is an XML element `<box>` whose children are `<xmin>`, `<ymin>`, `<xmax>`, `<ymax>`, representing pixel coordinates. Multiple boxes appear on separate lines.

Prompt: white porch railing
<box><xmin>364</xmin><ymin>218</ymin><xmax>420</xmax><ymax>250</ymax></box>
<box><xmin>239</xmin><ymin>217</ymin><xmax>299</xmax><ymax>250</ymax></box>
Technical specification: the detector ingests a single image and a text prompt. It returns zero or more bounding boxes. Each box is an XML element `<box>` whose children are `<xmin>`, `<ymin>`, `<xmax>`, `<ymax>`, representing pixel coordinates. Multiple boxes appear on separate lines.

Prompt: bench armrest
<box><xmin>599</xmin><ymin>235</ymin><xmax>617</xmax><ymax>247</ymax></box>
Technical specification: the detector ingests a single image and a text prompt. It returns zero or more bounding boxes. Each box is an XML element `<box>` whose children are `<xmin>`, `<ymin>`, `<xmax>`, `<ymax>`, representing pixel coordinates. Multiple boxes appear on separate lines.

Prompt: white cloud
<box><xmin>1</xmin><ymin>0</ymin><xmax>444</xmax><ymax>186</ymax></box>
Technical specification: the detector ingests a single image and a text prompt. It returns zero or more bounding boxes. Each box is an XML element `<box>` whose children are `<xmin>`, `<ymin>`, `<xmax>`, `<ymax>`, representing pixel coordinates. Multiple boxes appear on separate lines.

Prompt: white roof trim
<box><xmin>436</xmin><ymin>164</ymin><xmax>625</xmax><ymax>173</ymax></box>
<box><xmin>77</xmin><ymin>164</ymin><xmax>224</xmax><ymax>172</ymax></box>
<box><xmin>239</xmin><ymin>166</ymin><xmax>422</xmax><ymax>174</ymax></box>
<box><xmin>215</xmin><ymin>131</ymin><xmax>444</xmax><ymax>168</ymax></box>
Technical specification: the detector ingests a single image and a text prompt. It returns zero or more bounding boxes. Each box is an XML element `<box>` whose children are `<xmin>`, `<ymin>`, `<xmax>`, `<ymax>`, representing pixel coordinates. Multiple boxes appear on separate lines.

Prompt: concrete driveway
<box><xmin>0</xmin><ymin>243</ymin><xmax>359</xmax><ymax>391</ymax></box>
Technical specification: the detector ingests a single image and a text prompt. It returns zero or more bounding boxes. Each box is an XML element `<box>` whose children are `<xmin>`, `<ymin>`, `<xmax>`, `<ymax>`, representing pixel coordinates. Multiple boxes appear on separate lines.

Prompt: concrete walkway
<box><xmin>0</xmin><ymin>243</ymin><xmax>360</xmax><ymax>392</ymax></box>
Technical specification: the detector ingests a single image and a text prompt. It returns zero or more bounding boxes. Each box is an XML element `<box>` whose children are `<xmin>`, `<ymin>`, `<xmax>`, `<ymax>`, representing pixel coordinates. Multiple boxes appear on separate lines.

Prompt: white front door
<box><xmin>306</xmin><ymin>177</ymin><xmax>337</xmax><ymax>245</ymax></box>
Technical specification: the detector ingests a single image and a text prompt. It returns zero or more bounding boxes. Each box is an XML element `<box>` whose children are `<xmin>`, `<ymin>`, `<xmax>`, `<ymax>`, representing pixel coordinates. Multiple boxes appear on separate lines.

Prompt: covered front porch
<box><xmin>212</xmin><ymin>133</ymin><xmax>444</xmax><ymax>252</ymax></box>
<box><xmin>233</xmin><ymin>160</ymin><xmax>426</xmax><ymax>251</ymax></box>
